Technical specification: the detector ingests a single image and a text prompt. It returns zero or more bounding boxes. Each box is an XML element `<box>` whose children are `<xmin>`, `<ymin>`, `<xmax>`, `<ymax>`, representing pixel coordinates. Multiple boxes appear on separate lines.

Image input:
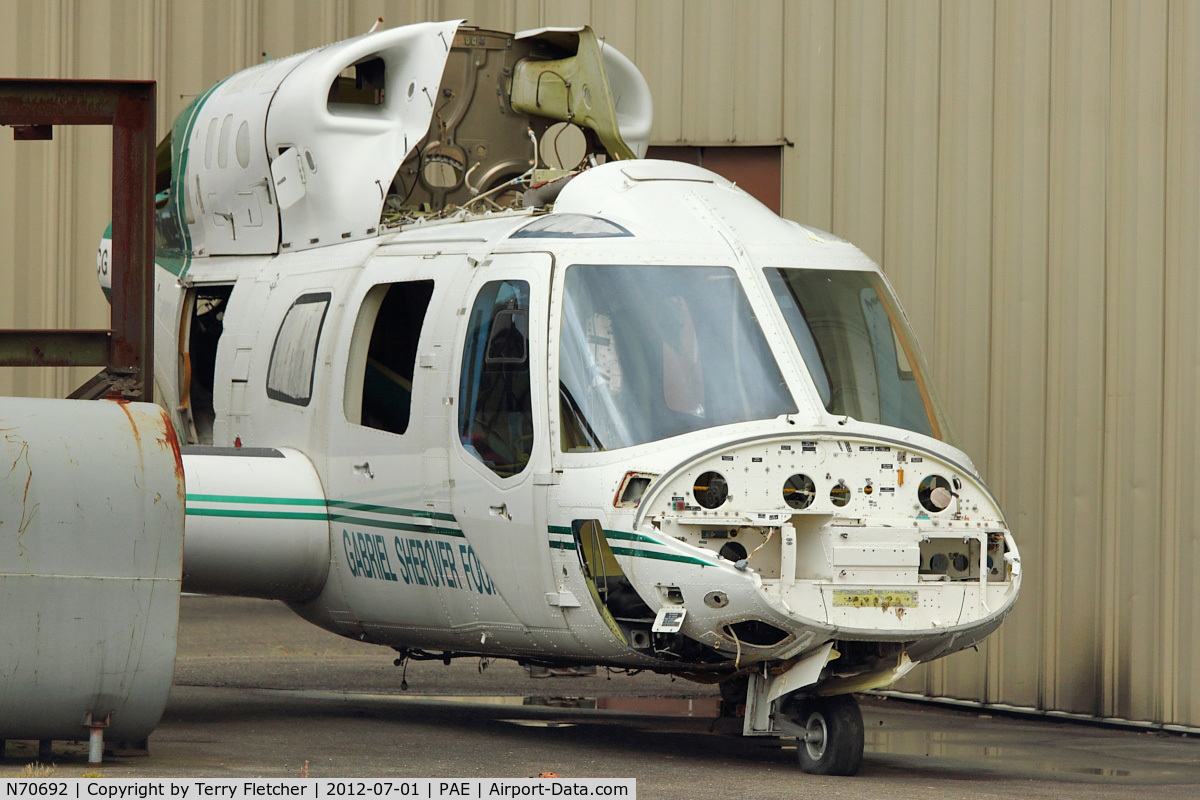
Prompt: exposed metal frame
<box><xmin>0</xmin><ymin>79</ymin><xmax>155</xmax><ymax>399</ymax></box>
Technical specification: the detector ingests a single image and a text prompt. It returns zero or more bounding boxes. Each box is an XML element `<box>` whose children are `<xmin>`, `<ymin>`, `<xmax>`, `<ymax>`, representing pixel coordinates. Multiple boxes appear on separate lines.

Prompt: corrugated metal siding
<box><xmin>987</xmin><ymin>0</ymin><xmax>1051</xmax><ymax>710</ymax></box>
<box><xmin>1105</xmin><ymin>0</ymin><xmax>1168</xmax><ymax>724</ymax></box>
<box><xmin>832</xmin><ymin>1</ymin><xmax>886</xmax><ymax>265</ymax></box>
<box><xmin>1038</xmin><ymin>0</ymin><xmax>1105</xmax><ymax>717</ymax></box>
<box><xmin>782</xmin><ymin>0</ymin><xmax>834</xmax><ymax>232</ymax></box>
<box><xmin>882</xmin><ymin>0</ymin><xmax>939</xmax><ymax>351</ymax></box>
<box><xmin>2</xmin><ymin>0</ymin><xmax>1200</xmax><ymax>727</ymax></box>
<box><xmin>1163</xmin><ymin>0</ymin><xmax>1200</xmax><ymax>728</ymax></box>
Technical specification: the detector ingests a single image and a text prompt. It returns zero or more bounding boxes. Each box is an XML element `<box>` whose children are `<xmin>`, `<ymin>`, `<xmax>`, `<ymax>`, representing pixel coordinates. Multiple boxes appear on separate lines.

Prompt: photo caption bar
<box><xmin>1</xmin><ymin>780</ymin><xmax>635</xmax><ymax>800</ymax></box>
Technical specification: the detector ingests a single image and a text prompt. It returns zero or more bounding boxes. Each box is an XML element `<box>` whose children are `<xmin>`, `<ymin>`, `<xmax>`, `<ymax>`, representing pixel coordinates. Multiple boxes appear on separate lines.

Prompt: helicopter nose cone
<box><xmin>633</xmin><ymin>432</ymin><xmax>1020</xmax><ymax>645</ymax></box>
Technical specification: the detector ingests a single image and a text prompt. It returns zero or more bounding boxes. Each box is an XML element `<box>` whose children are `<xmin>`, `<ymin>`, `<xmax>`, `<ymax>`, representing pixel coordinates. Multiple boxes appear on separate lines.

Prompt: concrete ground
<box><xmin>2</xmin><ymin>596</ymin><xmax>1199</xmax><ymax>799</ymax></box>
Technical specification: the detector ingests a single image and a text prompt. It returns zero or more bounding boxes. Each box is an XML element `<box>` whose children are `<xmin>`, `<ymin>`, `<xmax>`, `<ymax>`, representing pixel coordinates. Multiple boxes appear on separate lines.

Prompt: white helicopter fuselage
<box><xmin>159</xmin><ymin>159</ymin><xmax>1019</xmax><ymax>683</ymax></box>
<box><xmin>90</xmin><ymin>21</ymin><xmax>1020</xmax><ymax>773</ymax></box>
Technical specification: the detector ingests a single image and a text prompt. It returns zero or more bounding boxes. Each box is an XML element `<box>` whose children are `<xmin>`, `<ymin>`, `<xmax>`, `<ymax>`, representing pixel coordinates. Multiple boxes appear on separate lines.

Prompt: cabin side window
<box><xmin>266</xmin><ymin>292</ymin><xmax>331</xmax><ymax>407</ymax></box>
<box><xmin>344</xmin><ymin>280</ymin><xmax>435</xmax><ymax>434</ymax></box>
<box><xmin>458</xmin><ymin>280</ymin><xmax>534</xmax><ymax>478</ymax></box>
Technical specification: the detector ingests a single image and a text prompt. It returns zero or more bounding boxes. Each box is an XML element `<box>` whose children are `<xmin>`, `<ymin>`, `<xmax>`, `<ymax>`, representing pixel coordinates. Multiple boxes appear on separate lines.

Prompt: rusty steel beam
<box><xmin>108</xmin><ymin>82</ymin><xmax>156</xmax><ymax>393</ymax></box>
<box><xmin>0</xmin><ymin>79</ymin><xmax>155</xmax><ymax>398</ymax></box>
<box><xmin>0</xmin><ymin>79</ymin><xmax>142</xmax><ymax>125</ymax></box>
<box><xmin>0</xmin><ymin>330</ymin><xmax>110</xmax><ymax>367</ymax></box>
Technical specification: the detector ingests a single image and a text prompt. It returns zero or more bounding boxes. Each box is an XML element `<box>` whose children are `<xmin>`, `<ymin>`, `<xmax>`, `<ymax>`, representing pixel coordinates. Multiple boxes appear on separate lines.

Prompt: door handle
<box><xmin>353</xmin><ymin>461</ymin><xmax>374</xmax><ymax>479</ymax></box>
<box><xmin>490</xmin><ymin>504</ymin><xmax>510</xmax><ymax>520</ymax></box>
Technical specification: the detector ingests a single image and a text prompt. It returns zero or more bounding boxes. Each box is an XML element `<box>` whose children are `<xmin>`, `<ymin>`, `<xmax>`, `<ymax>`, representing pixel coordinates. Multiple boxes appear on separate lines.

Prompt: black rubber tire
<box><xmin>795</xmin><ymin>694</ymin><xmax>864</xmax><ymax>776</ymax></box>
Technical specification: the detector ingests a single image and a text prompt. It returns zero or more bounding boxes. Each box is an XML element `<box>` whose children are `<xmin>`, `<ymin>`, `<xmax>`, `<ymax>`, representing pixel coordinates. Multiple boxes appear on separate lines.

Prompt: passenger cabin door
<box><xmin>448</xmin><ymin>253</ymin><xmax>560</xmax><ymax>630</ymax></box>
<box><xmin>327</xmin><ymin>259</ymin><xmax>452</xmax><ymax>634</ymax></box>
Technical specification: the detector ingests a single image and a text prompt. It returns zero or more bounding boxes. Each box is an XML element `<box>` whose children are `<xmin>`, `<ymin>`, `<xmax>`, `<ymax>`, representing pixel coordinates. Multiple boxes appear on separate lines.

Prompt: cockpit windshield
<box><xmin>764</xmin><ymin>267</ymin><xmax>954</xmax><ymax>442</ymax></box>
<box><xmin>558</xmin><ymin>265</ymin><xmax>797</xmax><ymax>452</ymax></box>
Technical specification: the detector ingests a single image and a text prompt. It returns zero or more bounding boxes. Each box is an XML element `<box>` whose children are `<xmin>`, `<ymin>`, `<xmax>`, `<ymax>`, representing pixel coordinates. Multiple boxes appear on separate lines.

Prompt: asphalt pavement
<box><xmin>1</xmin><ymin>596</ymin><xmax>1198</xmax><ymax>800</ymax></box>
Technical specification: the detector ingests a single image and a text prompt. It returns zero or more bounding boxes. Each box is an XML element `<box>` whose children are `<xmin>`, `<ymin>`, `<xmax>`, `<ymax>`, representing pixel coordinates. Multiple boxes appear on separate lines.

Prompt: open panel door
<box><xmin>178</xmin><ymin>284</ymin><xmax>233</xmax><ymax>444</ymax></box>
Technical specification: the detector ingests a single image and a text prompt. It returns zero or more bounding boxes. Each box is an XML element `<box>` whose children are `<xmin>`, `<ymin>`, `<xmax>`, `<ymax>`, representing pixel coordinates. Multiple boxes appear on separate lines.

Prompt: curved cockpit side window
<box><xmin>152</xmin><ymin>129</ymin><xmax>189</xmax><ymax>257</ymax></box>
<box><xmin>459</xmin><ymin>280</ymin><xmax>534</xmax><ymax>478</ymax></box>
<box><xmin>266</xmin><ymin>292</ymin><xmax>331</xmax><ymax>407</ymax></box>
<box><xmin>559</xmin><ymin>265</ymin><xmax>797</xmax><ymax>452</ymax></box>
<box><xmin>764</xmin><ymin>267</ymin><xmax>954</xmax><ymax>443</ymax></box>
<box><xmin>154</xmin><ymin>85</ymin><xmax>211</xmax><ymax>262</ymax></box>
<box><xmin>344</xmin><ymin>280</ymin><xmax>435</xmax><ymax>434</ymax></box>
<box><xmin>154</xmin><ymin>188</ymin><xmax>187</xmax><ymax>256</ymax></box>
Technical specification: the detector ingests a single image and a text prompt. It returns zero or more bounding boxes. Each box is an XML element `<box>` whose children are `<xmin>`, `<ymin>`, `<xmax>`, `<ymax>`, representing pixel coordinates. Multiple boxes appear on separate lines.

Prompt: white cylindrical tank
<box><xmin>182</xmin><ymin>446</ymin><xmax>330</xmax><ymax>601</ymax></box>
<box><xmin>0</xmin><ymin>398</ymin><xmax>184</xmax><ymax>744</ymax></box>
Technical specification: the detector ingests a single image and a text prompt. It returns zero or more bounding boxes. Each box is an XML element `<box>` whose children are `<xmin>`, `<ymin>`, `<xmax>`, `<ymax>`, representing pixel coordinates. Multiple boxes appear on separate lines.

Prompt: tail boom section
<box><xmin>182</xmin><ymin>446</ymin><xmax>330</xmax><ymax>602</ymax></box>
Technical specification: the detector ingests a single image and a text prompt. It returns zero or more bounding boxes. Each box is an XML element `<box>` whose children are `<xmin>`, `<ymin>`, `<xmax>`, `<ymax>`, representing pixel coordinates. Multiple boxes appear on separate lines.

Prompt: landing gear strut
<box><xmin>792</xmin><ymin>694</ymin><xmax>864</xmax><ymax>776</ymax></box>
<box><xmin>718</xmin><ymin>674</ymin><xmax>748</xmax><ymax>715</ymax></box>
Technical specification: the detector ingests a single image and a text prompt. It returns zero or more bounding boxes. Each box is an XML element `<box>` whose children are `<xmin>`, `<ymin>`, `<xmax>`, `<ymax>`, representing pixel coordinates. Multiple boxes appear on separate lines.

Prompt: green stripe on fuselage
<box><xmin>186</xmin><ymin>493</ymin><xmax>326</xmax><ymax>506</ymax></box>
<box><xmin>547</xmin><ymin>523</ymin><xmax>662</xmax><ymax>546</ymax></box>
<box><xmin>608</xmin><ymin>546</ymin><xmax>710</xmax><ymax>566</ymax></box>
<box><xmin>182</xmin><ymin>496</ymin><xmax>706</xmax><ymax>564</ymax></box>
<box><xmin>326</xmin><ymin>499</ymin><xmax>457</xmax><ymax>522</ymax></box>
<box><xmin>185</xmin><ymin>508</ymin><xmax>329</xmax><ymax>521</ymax></box>
<box><xmin>184</xmin><ymin>495</ymin><xmax>463</xmax><ymax>537</ymax></box>
<box><xmin>547</xmin><ymin>524</ymin><xmax>710</xmax><ymax>566</ymax></box>
<box><xmin>328</xmin><ymin>512</ymin><xmax>466</xmax><ymax>538</ymax></box>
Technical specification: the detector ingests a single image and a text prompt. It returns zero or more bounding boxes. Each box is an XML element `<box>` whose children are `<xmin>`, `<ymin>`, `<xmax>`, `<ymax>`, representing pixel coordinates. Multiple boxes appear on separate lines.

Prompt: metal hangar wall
<box><xmin>1</xmin><ymin>0</ymin><xmax>1199</xmax><ymax>730</ymax></box>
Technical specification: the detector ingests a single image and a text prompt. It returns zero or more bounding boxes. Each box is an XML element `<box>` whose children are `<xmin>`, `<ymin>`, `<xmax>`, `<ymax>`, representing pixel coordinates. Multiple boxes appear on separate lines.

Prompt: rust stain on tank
<box><xmin>112</xmin><ymin>399</ymin><xmax>142</xmax><ymax>448</ymax></box>
<box><xmin>157</xmin><ymin>409</ymin><xmax>186</xmax><ymax>505</ymax></box>
<box><xmin>4</xmin><ymin>436</ymin><xmax>40</xmax><ymax>540</ymax></box>
<box><xmin>109</xmin><ymin>398</ymin><xmax>145</xmax><ymax>477</ymax></box>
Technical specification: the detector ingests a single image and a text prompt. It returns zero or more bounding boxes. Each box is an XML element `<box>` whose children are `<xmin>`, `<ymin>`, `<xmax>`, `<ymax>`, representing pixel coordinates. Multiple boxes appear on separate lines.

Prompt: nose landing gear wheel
<box><xmin>794</xmin><ymin>694</ymin><xmax>864</xmax><ymax>776</ymax></box>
